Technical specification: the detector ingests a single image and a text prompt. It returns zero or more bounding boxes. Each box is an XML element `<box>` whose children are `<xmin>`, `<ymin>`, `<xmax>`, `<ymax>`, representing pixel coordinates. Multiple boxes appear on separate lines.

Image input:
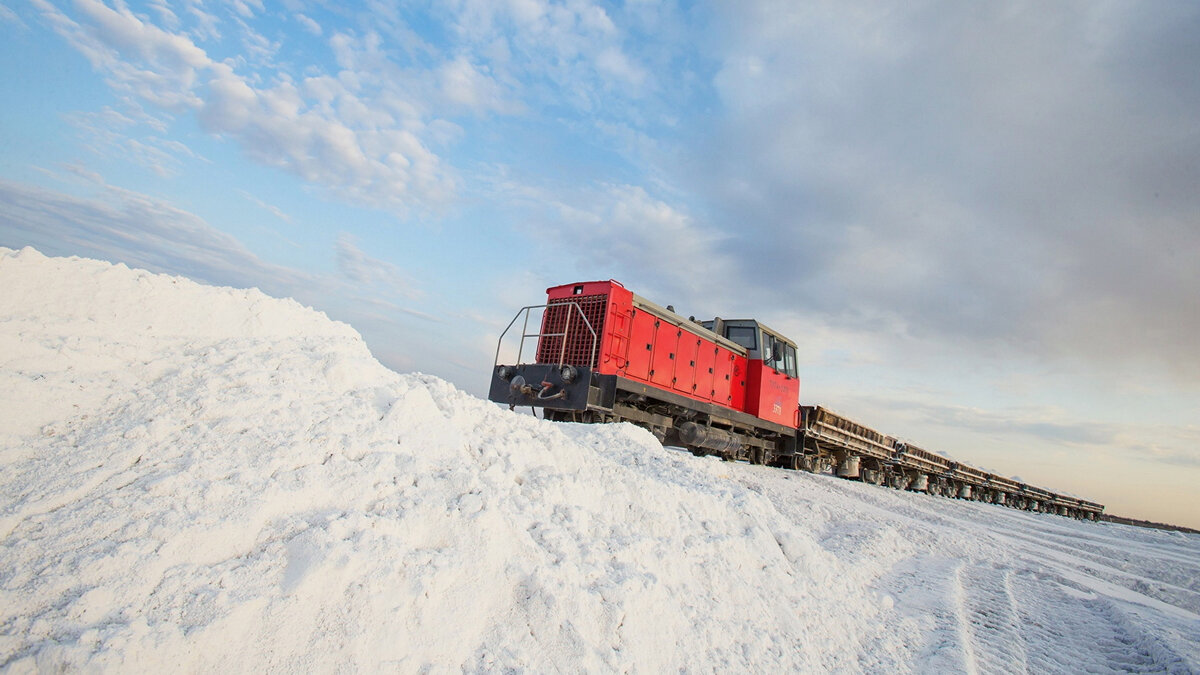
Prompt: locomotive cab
<box><xmin>702</xmin><ymin>319</ymin><xmax>800</xmax><ymax>426</ymax></box>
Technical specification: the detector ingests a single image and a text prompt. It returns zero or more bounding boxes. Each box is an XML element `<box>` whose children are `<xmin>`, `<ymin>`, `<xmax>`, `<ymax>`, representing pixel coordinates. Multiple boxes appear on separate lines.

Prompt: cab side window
<box><xmin>762</xmin><ymin>334</ymin><xmax>777</xmax><ymax>369</ymax></box>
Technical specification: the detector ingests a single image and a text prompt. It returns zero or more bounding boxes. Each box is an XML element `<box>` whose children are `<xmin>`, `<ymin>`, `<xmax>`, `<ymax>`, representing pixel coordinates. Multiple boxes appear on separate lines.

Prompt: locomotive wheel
<box><xmin>751</xmin><ymin>447</ymin><xmax>765</xmax><ymax>465</ymax></box>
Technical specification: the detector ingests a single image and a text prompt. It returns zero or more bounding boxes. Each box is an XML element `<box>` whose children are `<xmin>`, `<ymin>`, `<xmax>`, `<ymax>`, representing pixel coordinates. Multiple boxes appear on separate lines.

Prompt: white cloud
<box><xmin>295</xmin><ymin>13</ymin><xmax>322</xmax><ymax>36</ymax></box>
<box><xmin>0</xmin><ymin>3</ymin><xmax>29</xmax><ymax>29</ymax></box>
<box><xmin>233</xmin><ymin>16</ymin><xmax>278</xmax><ymax>64</ymax></box>
<box><xmin>0</xmin><ymin>175</ymin><xmax>308</xmax><ymax>294</ymax></box>
<box><xmin>73</xmin><ymin>0</ymin><xmax>208</xmax><ymax>68</ymax></box>
<box><xmin>146</xmin><ymin>0</ymin><xmax>180</xmax><ymax>30</ymax></box>
<box><xmin>505</xmin><ymin>0</ymin><xmax>546</xmax><ymax>26</ymax></box>
<box><xmin>65</xmin><ymin>105</ymin><xmax>196</xmax><ymax>176</ymax></box>
<box><xmin>198</xmin><ymin>64</ymin><xmax>258</xmax><ymax>131</ymax></box>
<box><xmin>521</xmin><ymin>183</ymin><xmax>737</xmax><ymax>310</ymax></box>
<box><xmin>228</xmin><ymin>0</ymin><xmax>263</xmax><ymax>20</ymax></box>
<box><xmin>437</xmin><ymin>56</ymin><xmax>521</xmax><ymax>114</ymax></box>
<box><xmin>335</xmin><ymin>233</ymin><xmax>421</xmax><ymax>301</ymax></box>
<box><xmin>595</xmin><ymin>46</ymin><xmax>647</xmax><ymax>89</ymax></box>
<box><xmin>237</xmin><ymin>190</ymin><xmax>293</xmax><ymax>224</ymax></box>
<box><xmin>34</xmin><ymin>0</ymin><xmax>205</xmax><ymax>110</ymax></box>
<box><xmin>689</xmin><ymin>0</ymin><xmax>1200</xmax><ymax>380</ymax></box>
<box><xmin>33</xmin><ymin>0</ymin><xmax>679</xmax><ymax>222</ymax></box>
<box><xmin>577</xmin><ymin>3</ymin><xmax>615</xmax><ymax>35</ymax></box>
<box><xmin>184</xmin><ymin>1</ymin><xmax>221</xmax><ymax>41</ymax></box>
<box><xmin>443</xmin><ymin>0</ymin><xmax>654</xmax><ymax>106</ymax></box>
<box><xmin>35</xmin><ymin>0</ymin><xmax>457</xmax><ymax>214</ymax></box>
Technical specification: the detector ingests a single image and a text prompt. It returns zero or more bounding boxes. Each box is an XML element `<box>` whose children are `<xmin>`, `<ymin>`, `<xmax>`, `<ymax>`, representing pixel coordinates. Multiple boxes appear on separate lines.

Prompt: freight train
<box><xmin>488</xmin><ymin>280</ymin><xmax>1104</xmax><ymax>520</ymax></box>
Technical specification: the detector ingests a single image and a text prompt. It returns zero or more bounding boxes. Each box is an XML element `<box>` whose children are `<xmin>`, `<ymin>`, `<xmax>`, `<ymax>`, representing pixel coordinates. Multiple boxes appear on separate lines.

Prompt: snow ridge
<box><xmin>1</xmin><ymin>247</ymin><xmax>1198</xmax><ymax>672</ymax></box>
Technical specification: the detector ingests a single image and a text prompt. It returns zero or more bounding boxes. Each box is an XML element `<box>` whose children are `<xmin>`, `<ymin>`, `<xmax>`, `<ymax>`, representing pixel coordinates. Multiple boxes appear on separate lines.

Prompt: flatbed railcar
<box><xmin>488</xmin><ymin>280</ymin><xmax>1104</xmax><ymax>521</ymax></box>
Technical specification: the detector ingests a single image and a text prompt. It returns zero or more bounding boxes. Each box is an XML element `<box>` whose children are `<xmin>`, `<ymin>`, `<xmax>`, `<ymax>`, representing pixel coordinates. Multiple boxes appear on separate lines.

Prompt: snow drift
<box><xmin>1</xmin><ymin>246</ymin><xmax>1197</xmax><ymax>672</ymax></box>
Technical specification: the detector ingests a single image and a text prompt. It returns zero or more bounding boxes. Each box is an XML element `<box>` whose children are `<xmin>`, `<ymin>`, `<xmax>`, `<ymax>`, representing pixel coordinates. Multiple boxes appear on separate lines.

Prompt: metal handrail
<box><xmin>493</xmin><ymin>301</ymin><xmax>599</xmax><ymax>370</ymax></box>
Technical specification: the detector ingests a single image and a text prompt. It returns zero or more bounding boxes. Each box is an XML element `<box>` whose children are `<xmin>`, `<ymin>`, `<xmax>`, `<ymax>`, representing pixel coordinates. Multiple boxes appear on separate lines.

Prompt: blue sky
<box><xmin>2</xmin><ymin>0</ymin><xmax>1199</xmax><ymax>529</ymax></box>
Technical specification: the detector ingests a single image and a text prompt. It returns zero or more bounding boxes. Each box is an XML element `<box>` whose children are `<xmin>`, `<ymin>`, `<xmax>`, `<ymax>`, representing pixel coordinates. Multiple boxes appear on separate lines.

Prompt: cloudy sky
<box><xmin>2</xmin><ymin>0</ymin><xmax>1198</xmax><ymax>528</ymax></box>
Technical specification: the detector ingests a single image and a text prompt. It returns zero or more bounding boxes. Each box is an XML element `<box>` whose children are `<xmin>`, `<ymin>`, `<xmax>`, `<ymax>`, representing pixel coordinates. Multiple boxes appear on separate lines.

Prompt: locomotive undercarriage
<box><xmin>555</xmin><ymin>399</ymin><xmax>1096</xmax><ymax>519</ymax></box>
<box><xmin>543</xmin><ymin>376</ymin><xmax>796</xmax><ymax>466</ymax></box>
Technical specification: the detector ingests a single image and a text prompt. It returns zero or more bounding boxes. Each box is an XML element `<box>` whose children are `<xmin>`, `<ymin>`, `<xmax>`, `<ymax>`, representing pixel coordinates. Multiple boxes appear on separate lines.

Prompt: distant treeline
<box><xmin>1100</xmin><ymin>514</ymin><xmax>1200</xmax><ymax>535</ymax></box>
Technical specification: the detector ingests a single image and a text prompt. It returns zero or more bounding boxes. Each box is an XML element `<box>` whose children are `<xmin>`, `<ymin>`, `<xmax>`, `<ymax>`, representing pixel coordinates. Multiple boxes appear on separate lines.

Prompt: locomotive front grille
<box><xmin>536</xmin><ymin>294</ymin><xmax>607</xmax><ymax>367</ymax></box>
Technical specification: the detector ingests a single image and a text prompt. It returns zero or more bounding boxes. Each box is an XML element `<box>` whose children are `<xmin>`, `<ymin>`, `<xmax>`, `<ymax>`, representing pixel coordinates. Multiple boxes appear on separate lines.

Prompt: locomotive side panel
<box><xmin>709</xmin><ymin>349</ymin><xmax>734</xmax><ymax>408</ymax></box>
<box><xmin>695</xmin><ymin>342</ymin><xmax>717</xmax><ymax>402</ymax></box>
<box><xmin>601</xmin><ymin>289</ymin><xmax>635</xmax><ymax>373</ymax></box>
<box><xmin>745</xmin><ymin>362</ymin><xmax>800</xmax><ymax>426</ymax></box>
<box><xmin>623</xmin><ymin>305</ymin><xmax>655</xmax><ymax>381</ymax></box>
<box><xmin>727</xmin><ymin>354</ymin><xmax>747</xmax><ymax>411</ymax></box>
<box><xmin>674</xmin><ymin>335</ymin><xmax>700</xmax><ymax>396</ymax></box>
<box><xmin>649</xmin><ymin>320</ymin><xmax>678</xmax><ymax>390</ymax></box>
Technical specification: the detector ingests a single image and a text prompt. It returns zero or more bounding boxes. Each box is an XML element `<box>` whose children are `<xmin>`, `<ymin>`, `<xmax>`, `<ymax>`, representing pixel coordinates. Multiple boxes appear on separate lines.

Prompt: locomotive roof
<box><xmin>717</xmin><ymin>319</ymin><xmax>798</xmax><ymax>349</ymax></box>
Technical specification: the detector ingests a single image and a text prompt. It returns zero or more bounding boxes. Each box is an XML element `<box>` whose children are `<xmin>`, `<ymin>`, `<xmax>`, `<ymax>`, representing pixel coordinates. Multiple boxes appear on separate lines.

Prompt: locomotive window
<box><xmin>762</xmin><ymin>334</ymin><xmax>777</xmax><ymax>368</ymax></box>
<box><xmin>783</xmin><ymin>344</ymin><xmax>798</xmax><ymax>378</ymax></box>
<box><xmin>725</xmin><ymin>325</ymin><xmax>757</xmax><ymax>350</ymax></box>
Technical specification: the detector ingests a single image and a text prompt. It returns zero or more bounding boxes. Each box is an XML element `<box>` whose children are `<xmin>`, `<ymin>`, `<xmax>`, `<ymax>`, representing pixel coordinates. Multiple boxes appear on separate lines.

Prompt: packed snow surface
<box><xmin>2</xmin><ymin>246</ymin><xmax>1198</xmax><ymax>673</ymax></box>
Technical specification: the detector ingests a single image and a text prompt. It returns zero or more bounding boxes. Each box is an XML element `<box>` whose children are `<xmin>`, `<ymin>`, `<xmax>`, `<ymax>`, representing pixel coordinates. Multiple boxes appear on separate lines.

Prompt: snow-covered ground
<box><xmin>1</xmin><ymin>246</ymin><xmax>1198</xmax><ymax>673</ymax></box>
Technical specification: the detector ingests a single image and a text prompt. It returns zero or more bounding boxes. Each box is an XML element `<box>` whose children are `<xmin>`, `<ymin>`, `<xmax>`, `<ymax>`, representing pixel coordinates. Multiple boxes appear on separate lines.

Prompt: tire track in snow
<box><xmin>989</xmin><ymin>525</ymin><xmax>1200</xmax><ymax>619</ymax></box>
<box><xmin>732</xmin><ymin>462</ymin><xmax>1200</xmax><ymax>673</ymax></box>
<box><xmin>1008</xmin><ymin>571</ymin><xmax>1196</xmax><ymax>673</ymax></box>
<box><xmin>952</xmin><ymin>562</ymin><xmax>1029</xmax><ymax>675</ymax></box>
<box><xmin>949</xmin><ymin>563</ymin><xmax>980</xmax><ymax>675</ymax></box>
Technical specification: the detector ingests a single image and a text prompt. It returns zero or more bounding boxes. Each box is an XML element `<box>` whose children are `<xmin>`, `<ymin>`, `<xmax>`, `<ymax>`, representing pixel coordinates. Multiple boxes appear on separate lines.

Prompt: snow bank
<box><xmin>2</xmin><ymin>247</ymin><xmax>1198</xmax><ymax>672</ymax></box>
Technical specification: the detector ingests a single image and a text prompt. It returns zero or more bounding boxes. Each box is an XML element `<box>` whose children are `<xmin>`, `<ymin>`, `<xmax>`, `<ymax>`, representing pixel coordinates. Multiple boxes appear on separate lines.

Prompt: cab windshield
<box><xmin>725</xmin><ymin>325</ymin><xmax>757</xmax><ymax>350</ymax></box>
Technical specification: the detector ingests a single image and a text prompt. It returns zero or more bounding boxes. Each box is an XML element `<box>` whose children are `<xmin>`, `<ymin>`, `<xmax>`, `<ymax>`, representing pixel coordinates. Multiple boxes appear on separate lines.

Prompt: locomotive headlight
<box><xmin>496</xmin><ymin>365</ymin><xmax>514</xmax><ymax>381</ymax></box>
<box><xmin>560</xmin><ymin>365</ymin><xmax>578</xmax><ymax>383</ymax></box>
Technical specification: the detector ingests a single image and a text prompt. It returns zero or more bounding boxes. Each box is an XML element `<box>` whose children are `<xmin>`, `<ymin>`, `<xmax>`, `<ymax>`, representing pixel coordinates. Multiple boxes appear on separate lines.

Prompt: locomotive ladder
<box><xmin>493</xmin><ymin>301</ymin><xmax>600</xmax><ymax>370</ymax></box>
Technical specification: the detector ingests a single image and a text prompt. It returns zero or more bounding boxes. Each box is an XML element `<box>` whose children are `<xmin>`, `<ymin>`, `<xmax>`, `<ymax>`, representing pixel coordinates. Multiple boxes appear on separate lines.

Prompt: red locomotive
<box><xmin>490</xmin><ymin>280</ymin><xmax>800</xmax><ymax>465</ymax></box>
<box><xmin>489</xmin><ymin>280</ymin><xmax>1105</xmax><ymax>520</ymax></box>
